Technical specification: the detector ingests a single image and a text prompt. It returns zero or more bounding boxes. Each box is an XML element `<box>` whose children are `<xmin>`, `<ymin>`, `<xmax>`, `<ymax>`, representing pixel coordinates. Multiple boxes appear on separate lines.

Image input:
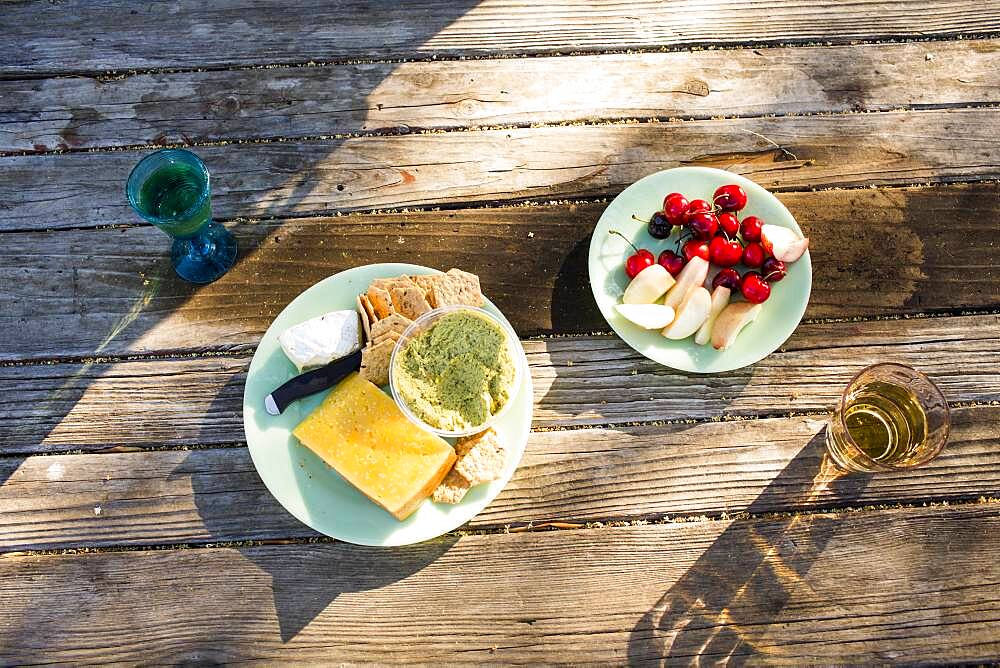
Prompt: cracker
<box><xmin>359</xmin><ymin>293</ymin><xmax>377</xmax><ymax>328</ymax></box>
<box><xmin>431</xmin><ymin>268</ymin><xmax>484</xmax><ymax>308</ymax></box>
<box><xmin>432</xmin><ymin>469</ymin><xmax>472</xmax><ymax>504</ymax></box>
<box><xmin>454</xmin><ymin>428</ymin><xmax>506</xmax><ymax>486</ymax></box>
<box><xmin>372</xmin><ymin>329</ymin><xmax>402</xmax><ymax>348</ymax></box>
<box><xmin>367</xmin><ymin>286</ymin><xmax>394</xmax><ymax>319</ymax></box>
<box><xmin>356</xmin><ymin>294</ymin><xmax>372</xmax><ymax>342</ymax></box>
<box><xmin>409</xmin><ymin>275</ymin><xmax>439</xmax><ymax>306</ymax></box>
<box><xmin>370</xmin><ymin>313</ymin><xmax>412</xmax><ymax>341</ymax></box>
<box><xmin>371</xmin><ymin>276</ymin><xmax>418</xmax><ymax>293</ymax></box>
<box><xmin>390</xmin><ymin>285</ymin><xmax>432</xmax><ymax>320</ymax></box>
<box><xmin>359</xmin><ymin>338</ymin><xmax>395</xmax><ymax>386</ymax></box>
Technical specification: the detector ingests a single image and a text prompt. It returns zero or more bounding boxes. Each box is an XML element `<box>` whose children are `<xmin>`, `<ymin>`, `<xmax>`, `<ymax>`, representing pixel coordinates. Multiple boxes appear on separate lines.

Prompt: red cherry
<box><xmin>717</xmin><ymin>212</ymin><xmax>740</xmax><ymax>238</ymax></box>
<box><xmin>610</xmin><ymin>229</ymin><xmax>655</xmax><ymax>279</ymax></box>
<box><xmin>762</xmin><ymin>257</ymin><xmax>787</xmax><ymax>282</ymax></box>
<box><xmin>662</xmin><ymin>193</ymin><xmax>690</xmax><ymax>225</ymax></box>
<box><xmin>686</xmin><ymin>199</ymin><xmax>713</xmax><ymax>218</ymax></box>
<box><xmin>688</xmin><ymin>212</ymin><xmax>719</xmax><ymax>240</ymax></box>
<box><xmin>625</xmin><ymin>249</ymin><xmax>654</xmax><ymax>279</ymax></box>
<box><xmin>741</xmin><ymin>271</ymin><xmax>771</xmax><ymax>304</ymax></box>
<box><xmin>742</xmin><ymin>242</ymin><xmax>766</xmax><ymax>268</ymax></box>
<box><xmin>741</xmin><ymin>216</ymin><xmax>764</xmax><ymax>242</ymax></box>
<box><xmin>709</xmin><ymin>235</ymin><xmax>743</xmax><ymax>267</ymax></box>
<box><xmin>712</xmin><ymin>268</ymin><xmax>741</xmax><ymax>292</ymax></box>
<box><xmin>682</xmin><ymin>239</ymin><xmax>711</xmax><ymax>262</ymax></box>
<box><xmin>657</xmin><ymin>249</ymin><xmax>686</xmax><ymax>276</ymax></box>
<box><xmin>714</xmin><ymin>184</ymin><xmax>748</xmax><ymax>212</ymax></box>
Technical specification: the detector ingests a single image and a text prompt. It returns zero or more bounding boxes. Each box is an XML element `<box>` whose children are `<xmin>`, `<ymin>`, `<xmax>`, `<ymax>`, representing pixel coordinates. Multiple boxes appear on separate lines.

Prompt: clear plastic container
<box><xmin>389</xmin><ymin>306</ymin><xmax>524</xmax><ymax>438</ymax></box>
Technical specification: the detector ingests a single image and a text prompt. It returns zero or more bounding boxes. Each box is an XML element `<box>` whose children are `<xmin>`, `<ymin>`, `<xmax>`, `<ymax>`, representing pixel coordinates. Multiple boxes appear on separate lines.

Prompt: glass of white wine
<box><xmin>826</xmin><ymin>363</ymin><xmax>950</xmax><ymax>473</ymax></box>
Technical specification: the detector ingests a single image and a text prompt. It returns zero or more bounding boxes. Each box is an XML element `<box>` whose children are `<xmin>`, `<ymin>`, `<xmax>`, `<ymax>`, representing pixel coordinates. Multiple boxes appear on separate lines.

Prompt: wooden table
<box><xmin>3</xmin><ymin>2</ymin><xmax>1000</xmax><ymax>663</ymax></box>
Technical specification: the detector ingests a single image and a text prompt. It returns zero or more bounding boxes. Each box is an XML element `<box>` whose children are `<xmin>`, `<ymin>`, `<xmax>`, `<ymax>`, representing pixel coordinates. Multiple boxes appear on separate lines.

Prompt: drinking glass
<box><xmin>826</xmin><ymin>363</ymin><xmax>950</xmax><ymax>473</ymax></box>
<box><xmin>126</xmin><ymin>148</ymin><xmax>237</xmax><ymax>284</ymax></box>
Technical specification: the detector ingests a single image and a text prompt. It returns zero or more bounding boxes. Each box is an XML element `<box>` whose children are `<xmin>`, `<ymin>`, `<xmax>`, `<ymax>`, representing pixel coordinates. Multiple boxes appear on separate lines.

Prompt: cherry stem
<box><xmin>763</xmin><ymin>270</ymin><xmax>781</xmax><ymax>281</ymax></box>
<box><xmin>608</xmin><ymin>229</ymin><xmax>640</xmax><ymax>254</ymax></box>
<box><xmin>631</xmin><ymin>214</ymin><xmax>649</xmax><ymax>224</ymax></box>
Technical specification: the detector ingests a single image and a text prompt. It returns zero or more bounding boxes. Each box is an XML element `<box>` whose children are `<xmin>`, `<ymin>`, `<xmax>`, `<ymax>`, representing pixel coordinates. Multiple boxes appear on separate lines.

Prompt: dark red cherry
<box><xmin>717</xmin><ymin>212</ymin><xmax>740</xmax><ymax>238</ymax></box>
<box><xmin>657</xmin><ymin>249</ymin><xmax>686</xmax><ymax>276</ymax></box>
<box><xmin>740</xmin><ymin>216</ymin><xmax>764</xmax><ymax>242</ymax></box>
<box><xmin>712</xmin><ymin>268</ymin><xmax>741</xmax><ymax>292</ymax></box>
<box><xmin>688</xmin><ymin>212</ymin><xmax>719</xmax><ymax>240</ymax></box>
<box><xmin>714</xmin><ymin>184</ymin><xmax>748</xmax><ymax>212</ymax></box>
<box><xmin>662</xmin><ymin>193</ymin><xmax>690</xmax><ymax>226</ymax></box>
<box><xmin>741</xmin><ymin>271</ymin><xmax>772</xmax><ymax>304</ymax></box>
<box><xmin>709</xmin><ymin>235</ymin><xmax>743</xmax><ymax>267</ymax></box>
<box><xmin>682</xmin><ymin>239</ymin><xmax>711</xmax><ymax>262</ymax></box>
<box><xmin>762</xmin><ymin>257</ymin><xmax>787</xmax><ymax>282</ymax></box>
<box><xmin>742</xmin><ymin>242</ymin><xmax>766</xmax><ymax>268</ymax></box>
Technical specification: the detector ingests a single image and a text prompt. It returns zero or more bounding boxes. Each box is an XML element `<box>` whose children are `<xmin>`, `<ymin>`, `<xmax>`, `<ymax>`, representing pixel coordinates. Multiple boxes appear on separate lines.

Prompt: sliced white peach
<box><xmin>615</xmin><ymin>303</ymin><xmax>677</xmax><ymax>330</ymax></box>
<box><xmin>623</xmin><ymin>264</ymin><xmax>675</xmax><ymax>305</ymax></box>
<box><xmin>662</xmin><ymin>286</ymin><xmax>711</xmax><ymax>340</ymax></box>
<box><xmin>711</xmin><ymin>302</ymin><xmax>763</xmax><ymax>350</ymax></box>
<box><xmin>694</xmin><ymin>285</ymin><xmax>731</xmax><ymax>345</ymax></box>
<box><xmin>663</xmin><ymin>256</ymin><xmax>709</xmax><ymax>311</ymax></box>
<box><xmin>761</xmin><ymin>224</ymin><xmax>809</xmax><ymax>263</ymax></box>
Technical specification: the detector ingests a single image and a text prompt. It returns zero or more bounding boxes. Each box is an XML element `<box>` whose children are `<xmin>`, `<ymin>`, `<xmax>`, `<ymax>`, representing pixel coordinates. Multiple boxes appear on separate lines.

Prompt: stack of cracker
<box><xmin>356</xmin><ymin>268</ymin><xmax>485</xmax><ymax>386</ymax></box>
<box><xmin>431</xmin><ymin>428</ymin><xmax>507</xmax><ymax>504</ymax></box>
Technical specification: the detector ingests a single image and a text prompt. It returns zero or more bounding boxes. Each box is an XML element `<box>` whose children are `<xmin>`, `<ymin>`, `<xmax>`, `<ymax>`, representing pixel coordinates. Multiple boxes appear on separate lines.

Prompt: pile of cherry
<box><xmin>618</xmin><ymin>184</ymin><xmax>808</xmax><ymax>304</ymax></box>
<box><xmin>611</xmin><ymin>183</ymin><xmax>809</xmax><ymax>351</ymax></box>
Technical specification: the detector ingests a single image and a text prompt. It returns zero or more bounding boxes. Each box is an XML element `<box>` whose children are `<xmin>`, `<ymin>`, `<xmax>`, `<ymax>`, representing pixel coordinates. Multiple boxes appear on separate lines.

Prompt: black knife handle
<box><xmin>268</xmin><ymin>348</ymin><xmax>363</xmax><ymax>414</ymax></box>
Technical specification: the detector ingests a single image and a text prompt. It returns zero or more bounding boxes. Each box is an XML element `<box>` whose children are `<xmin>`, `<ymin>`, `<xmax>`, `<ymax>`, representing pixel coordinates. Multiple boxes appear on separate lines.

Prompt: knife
<box><xmin>264</xmin><ymin>348</ymin><xmax>363</xmax><ymax>416</ymax></box>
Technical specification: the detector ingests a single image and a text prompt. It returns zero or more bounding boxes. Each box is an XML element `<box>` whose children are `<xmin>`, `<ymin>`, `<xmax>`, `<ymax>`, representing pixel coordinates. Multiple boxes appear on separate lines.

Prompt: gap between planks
<box><xmin>4</xmin><ymin>494</ymin><xmax>998</xmax><ymax>558</ymax></box>
<box><xmin>6</xmin><ymin>32</ymin><xmax>1000</xmax><ymax>83</ymax></box>
<box><xmin>7</xmin><ymin>103</ymin><xmax>1000</xmax><ymax>160</ymax></box>
<box><xmin>1</xmin><ymin>306</ymin><xmax>997</xmax><ymax>370</ymax></box>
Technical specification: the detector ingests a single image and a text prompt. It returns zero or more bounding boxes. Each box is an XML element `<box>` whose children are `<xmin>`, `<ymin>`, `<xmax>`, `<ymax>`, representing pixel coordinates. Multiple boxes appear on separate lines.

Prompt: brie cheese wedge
<box><xmin>279</xmin><ymin>310</ymin><xmax>362</xmax><ymax>371</ymax></box>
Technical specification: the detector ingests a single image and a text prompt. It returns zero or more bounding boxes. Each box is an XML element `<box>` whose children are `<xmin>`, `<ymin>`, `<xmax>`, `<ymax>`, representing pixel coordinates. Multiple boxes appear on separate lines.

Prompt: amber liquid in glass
<box><xmin>842</xmin><ymin>380</ymin><xmax>930</xmax><ymax>465</ymax></box>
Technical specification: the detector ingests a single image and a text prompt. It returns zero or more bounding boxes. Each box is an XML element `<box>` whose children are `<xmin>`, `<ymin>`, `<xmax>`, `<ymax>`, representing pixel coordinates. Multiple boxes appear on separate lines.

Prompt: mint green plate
<box><xmin>589</xmin><ymin>167</ymin><xmax>812</xmax><ymax>372</ymax></box>
<box><xmin>242</xmin><ymin>263</ymin><xmax>532</xmax><ymax>546</ymax></box>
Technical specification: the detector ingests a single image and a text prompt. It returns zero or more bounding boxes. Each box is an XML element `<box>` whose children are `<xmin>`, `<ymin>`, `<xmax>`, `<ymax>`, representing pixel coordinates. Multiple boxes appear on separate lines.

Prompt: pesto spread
<box><xmin>393</xmin><ymin>311</ymin><xmax>516</xmax><ymax>431</ymax></box>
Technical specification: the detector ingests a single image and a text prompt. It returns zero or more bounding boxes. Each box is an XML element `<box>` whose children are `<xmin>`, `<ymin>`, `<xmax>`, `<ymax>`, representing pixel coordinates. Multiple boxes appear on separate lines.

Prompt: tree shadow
<box><xmin>627</xmin><ymin>428</ymin><xmax>873</xmax><ymax>665</ymax></box>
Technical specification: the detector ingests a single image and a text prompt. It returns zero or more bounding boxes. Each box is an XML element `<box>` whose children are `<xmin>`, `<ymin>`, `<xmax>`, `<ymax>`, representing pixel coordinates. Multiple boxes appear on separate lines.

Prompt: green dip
<box><xmin>393</xmin><ymin>311</ymin><xmax>516</xmax><ymax>431</ymax></box>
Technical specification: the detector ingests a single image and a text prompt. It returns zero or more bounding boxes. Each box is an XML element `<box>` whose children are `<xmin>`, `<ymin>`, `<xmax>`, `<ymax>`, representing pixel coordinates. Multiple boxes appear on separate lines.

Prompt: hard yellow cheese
<box><xmin>292</xmin><ymin>372</ymin><xmax>456</xmax><ymax>520</ymax></box>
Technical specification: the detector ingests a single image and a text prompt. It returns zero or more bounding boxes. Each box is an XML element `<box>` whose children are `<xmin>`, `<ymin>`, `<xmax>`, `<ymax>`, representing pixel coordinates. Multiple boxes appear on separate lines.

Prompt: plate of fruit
<box><xmin>588</xmin><ymin>166</ymin><xmax>811</xmax><ymax>373</ymax></box>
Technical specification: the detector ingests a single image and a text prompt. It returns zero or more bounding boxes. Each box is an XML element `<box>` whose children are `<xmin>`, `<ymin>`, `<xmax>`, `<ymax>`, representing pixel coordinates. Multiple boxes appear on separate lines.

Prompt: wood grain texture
<box><xmin>2</xmin><ymin>314</ymin><xmax>996</xmax><ymax>454</ymax></box>
<box><xmin>2</xmin><ymin>405</ymin><xmax>997</xmax><ymax>551</ymax></box>
<box><xmin>6</xmin><ymin>108</ymin><xmax>1000</xmax><ymax>232</ymax></box>
<box><xmin>6</xmin><ymin>39</ymin><xmax>1000</xmax><ymax>152</ymax></box>
<box><xmin>2</xmin><ymin>503</ymin><xmax>998</xmax><ymax>663</ymax></box>
<box><xmin>4</xmin><ymin>1</ymin><xmax>999</xmax><ymax>76</ymax></box>
<box><xmin>2</xmin><ymin>183</ymin><xmax>998</xmax><ymax>361</ymax></box>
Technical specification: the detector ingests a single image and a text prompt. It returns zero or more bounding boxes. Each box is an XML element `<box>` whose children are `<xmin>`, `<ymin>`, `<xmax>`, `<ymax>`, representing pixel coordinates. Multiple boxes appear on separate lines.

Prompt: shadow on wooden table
<box><xmin>627</xmin><ymin>428</ymin><xmax>873</xmax><ymax>664</ymax></box>
<box><xmin>178</xmin><ymin>376</ymin><xmax>459</xmax><ymax>643</ymax></box>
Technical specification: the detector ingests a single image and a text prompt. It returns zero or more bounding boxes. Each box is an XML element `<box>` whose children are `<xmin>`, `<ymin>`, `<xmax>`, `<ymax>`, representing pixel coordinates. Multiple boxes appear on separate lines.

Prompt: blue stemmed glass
<box><xmin>126</xmin><ymin>148</ymin><xmax>237</xmax><ymax>284</ymax></box>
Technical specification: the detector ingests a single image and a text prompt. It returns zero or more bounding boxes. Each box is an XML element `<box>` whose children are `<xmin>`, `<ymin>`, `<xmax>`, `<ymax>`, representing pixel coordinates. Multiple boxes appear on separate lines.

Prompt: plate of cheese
<box><xmin>242</xmin><ymin>263</ymin><xmax>532</xmax><ymax>546</ymax></box>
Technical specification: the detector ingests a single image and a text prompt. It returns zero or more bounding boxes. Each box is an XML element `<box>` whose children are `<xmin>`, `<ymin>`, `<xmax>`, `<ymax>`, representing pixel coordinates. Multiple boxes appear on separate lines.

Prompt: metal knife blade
<box><xmin>264</xmin><ymin>348</ymin><xmax>363</xmax><ymax>415</ymax></box>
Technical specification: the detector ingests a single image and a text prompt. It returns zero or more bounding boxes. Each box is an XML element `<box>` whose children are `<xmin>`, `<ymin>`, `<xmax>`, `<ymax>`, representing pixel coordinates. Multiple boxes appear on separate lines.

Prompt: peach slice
<box><xmin>694</xmin><ymin>285</ymin><xmax>731</xmax><ymax>345</ymax></box>
<box><xmin>623</xmin><ymin>264</ymin><xmax>675</xmax><ymax>305</ymax></box>
<box><xmin>760</xmin><ymin>224</ymin><xmax>809</xmax><ymax>263</ymax></box>
<box><xmin>711</xmin><ymin>302</ymin><xmax>763</xmax><ymax>350</ymax></box>
<box><xmin>662</xmin><ymin>286</ymin><xmax>712</xmax><ymax>340</ymax></box>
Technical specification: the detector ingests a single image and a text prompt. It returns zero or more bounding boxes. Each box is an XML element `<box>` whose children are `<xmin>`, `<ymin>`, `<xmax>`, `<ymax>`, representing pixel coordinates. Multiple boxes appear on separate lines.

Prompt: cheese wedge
<box><xmin>293</xmin><ymin>373</ymin><xmax>456</xmax><ymax>520</ymax></box>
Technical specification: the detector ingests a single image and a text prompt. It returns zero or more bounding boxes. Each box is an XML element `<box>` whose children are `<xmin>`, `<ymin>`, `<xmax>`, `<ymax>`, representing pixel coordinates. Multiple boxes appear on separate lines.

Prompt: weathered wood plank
<box><xmin>2</xmin><ymin>504</ymin><xmax>998</xmax><ymax>664</ymax></box>
<box><xmin>7</xmin><ymin>40</ymin><xmax>1000</xmax><ymax>152</ymax></box>
<box><xmin>1</xmin><ymin>405</ymin><xmax>997</xmax><ymax>551</ymax></box>
<box><xmin>2</xmin><ymin>315</ymin><xmax>996</xmax><ymax>454</ymax></box>
<box><xmin>2</xmin><ymin>183</ymin><xmax>998</xmax><ymax>360</ymax></box>
<box><xmin>6</xmin><ymin>108</ymin><xmax>1000</xmax><ymax>232</ymax></box>
<box><xmin>4</xmin><ymin>1</ymin><xmax>998</xmax><ymax>76</ymax></box>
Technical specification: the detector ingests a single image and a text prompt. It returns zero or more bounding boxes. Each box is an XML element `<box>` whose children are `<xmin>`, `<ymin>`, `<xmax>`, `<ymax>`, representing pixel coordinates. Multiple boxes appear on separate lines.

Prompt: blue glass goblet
<box><xmin>126</xmin><ymin>148</ymin><xmax>237</xmax><ymax>284</ymax></box>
